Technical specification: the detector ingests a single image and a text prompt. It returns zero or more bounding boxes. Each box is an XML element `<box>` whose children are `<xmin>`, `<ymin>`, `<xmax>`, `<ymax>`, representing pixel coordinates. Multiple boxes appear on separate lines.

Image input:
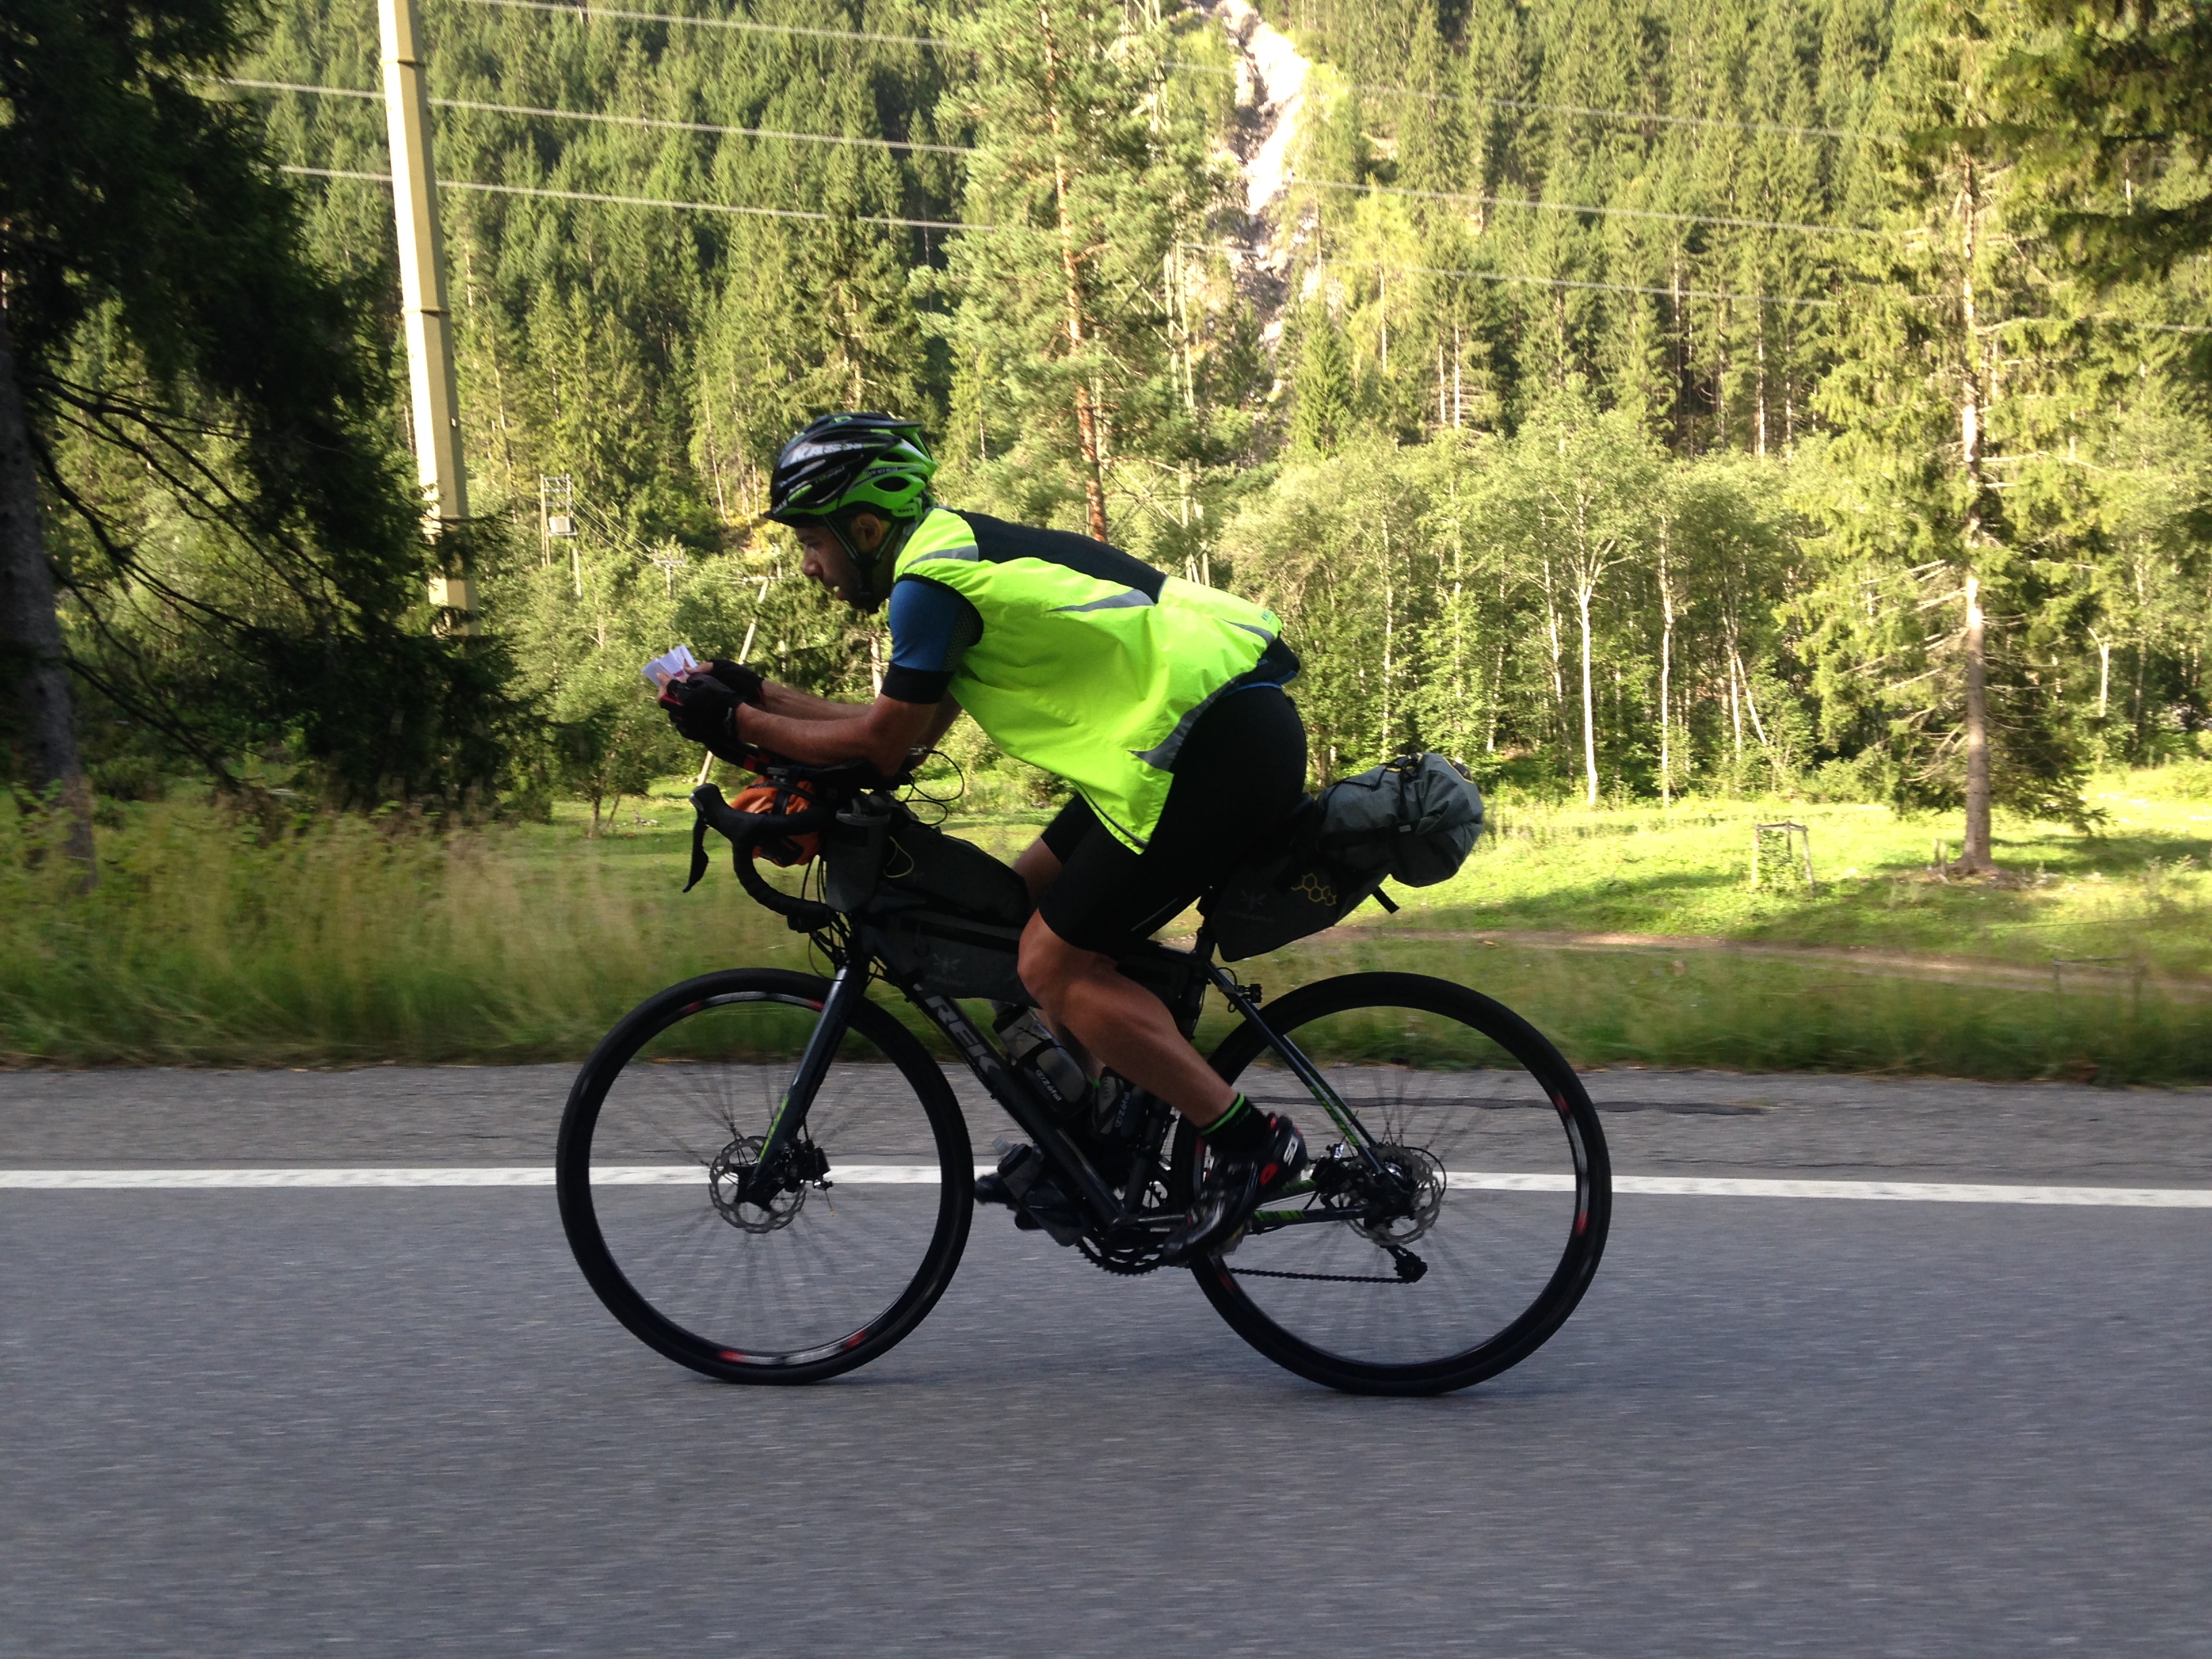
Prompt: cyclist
<box><xmin>660</xmin><ymin>411</ymin><xmax>1307</xmax><ymax>1263</ymax></box>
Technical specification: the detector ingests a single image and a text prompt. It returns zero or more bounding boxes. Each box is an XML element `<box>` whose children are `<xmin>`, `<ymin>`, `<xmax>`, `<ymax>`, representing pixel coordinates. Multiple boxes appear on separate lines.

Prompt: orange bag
<box><xmin>728</xmin><ymin>781</ymin><xmax>820</xmax><ymax>867</ymax></box>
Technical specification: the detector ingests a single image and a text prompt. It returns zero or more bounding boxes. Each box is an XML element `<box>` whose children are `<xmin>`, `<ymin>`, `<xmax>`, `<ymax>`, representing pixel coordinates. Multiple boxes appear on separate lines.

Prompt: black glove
<box><xmin>701</xmin><ymin>659</ymin><xmax>765</xmax><ymax>705</ymax></box>
<box><xmin>659</xmin><ymin>673</ymin><xmax>743</xmax><ymax>753</ymax></box>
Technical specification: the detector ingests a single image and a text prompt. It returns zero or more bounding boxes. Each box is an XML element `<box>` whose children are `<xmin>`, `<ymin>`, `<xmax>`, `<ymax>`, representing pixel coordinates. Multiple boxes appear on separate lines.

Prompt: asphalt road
<box><xmin>5</xmin><ymin>1068</ymin><xmax>2211</xmax><ymax>1656</ymax></box>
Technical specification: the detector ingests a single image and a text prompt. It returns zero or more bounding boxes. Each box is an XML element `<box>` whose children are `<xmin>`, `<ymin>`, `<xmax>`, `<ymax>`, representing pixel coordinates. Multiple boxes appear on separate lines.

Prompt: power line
<box><xmin>285</xmin><ymin>164</ymin><xmax>1839</xmax><ymax>310</ymax></box>
<box><xmin>1171</xmin><ymin>58</ymin><xmax>1878</xmax><ymax>144</ymax></box>
<box><xmin>1181</xmin><ymin>243</ymin><xmax>1841</xmax><ymax>310</ymax></box>
<box><xmin>462</xmin><ymin>0</ymin><xmax>954</xmax><ymax>49</ymax></box>
<box><xmin>1282</xmin><ymin>173</ymin><xmax>1878</xmax><ymax>239</ymax></box>
<box><xmin>282</xmin><ymin>165</ymin><xmax>966</xmax><ymax>230</ymax></box>
<box><xmin>225</xmin><ymin>78</ymin><xmax>975</xmax><ymax>155</ymax></box>
<box><xmin>231</xmin><ymin>77</ymin><xmax>1867</xmax><ymax>237</ymax></box>
<box><xmin>457</xmin><ymin>0</ymin><xmax>1879</xmax><ymax>143</ymax></box>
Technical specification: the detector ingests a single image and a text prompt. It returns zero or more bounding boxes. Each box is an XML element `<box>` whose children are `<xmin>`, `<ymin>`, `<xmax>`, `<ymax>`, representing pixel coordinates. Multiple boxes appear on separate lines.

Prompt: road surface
<box><xmin>3</xmin><ymin>1066</ymin><xmax>2209</xmax><ymax>1656</ymax></box>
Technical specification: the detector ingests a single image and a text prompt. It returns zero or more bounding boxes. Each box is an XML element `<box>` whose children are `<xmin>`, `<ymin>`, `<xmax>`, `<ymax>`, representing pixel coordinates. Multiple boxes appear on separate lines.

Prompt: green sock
<box><xmin>1201</xmin><ymin>1094</ymin><xmax>1267</xmax><ymax>1156</ymax></box>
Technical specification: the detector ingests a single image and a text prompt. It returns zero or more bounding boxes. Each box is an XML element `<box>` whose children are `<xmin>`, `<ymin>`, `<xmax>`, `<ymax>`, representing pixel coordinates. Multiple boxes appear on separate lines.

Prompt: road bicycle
<box><xmin>556</xmin><ymin>764</ymin><xmax>1611</xmax><ymax>1396</ymax></box>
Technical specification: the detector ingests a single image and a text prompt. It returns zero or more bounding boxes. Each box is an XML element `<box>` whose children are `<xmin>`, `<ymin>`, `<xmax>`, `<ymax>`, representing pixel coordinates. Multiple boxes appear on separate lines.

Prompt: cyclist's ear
<box><xmin>846</xmin><ymin>510</ymin><xmax>889</xmax><ymax>555</ymax></box>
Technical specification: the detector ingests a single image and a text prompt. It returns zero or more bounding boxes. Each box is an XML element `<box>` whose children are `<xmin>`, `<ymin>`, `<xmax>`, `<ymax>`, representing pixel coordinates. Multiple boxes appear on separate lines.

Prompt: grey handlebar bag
<box><xmin>1200</xmin><ymin>753</ymin><xmax>1485</xmax><ymax>962</ymax></box>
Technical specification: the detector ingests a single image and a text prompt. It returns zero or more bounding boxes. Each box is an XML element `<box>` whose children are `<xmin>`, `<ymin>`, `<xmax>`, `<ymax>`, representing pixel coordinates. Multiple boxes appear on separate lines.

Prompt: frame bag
<box><xmin>1202</xmin><ymin>754</ymin><xmax>1484</xmax><ymax>962</ymax></box>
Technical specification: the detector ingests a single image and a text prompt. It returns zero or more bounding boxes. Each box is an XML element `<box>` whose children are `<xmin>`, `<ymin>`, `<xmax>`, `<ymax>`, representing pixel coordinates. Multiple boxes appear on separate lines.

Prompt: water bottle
<box><xmin>994</xmin><ymin>1008</ymin><xmax>1089</xmax><ymax>1115</ymax></box>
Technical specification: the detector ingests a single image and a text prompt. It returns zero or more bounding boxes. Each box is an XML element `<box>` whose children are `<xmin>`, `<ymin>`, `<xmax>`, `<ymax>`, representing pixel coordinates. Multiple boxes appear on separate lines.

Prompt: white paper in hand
<box><xmin>641</xmin><ymin>644</ymin><xmax>699</xmax><ymax>689</ymax></box>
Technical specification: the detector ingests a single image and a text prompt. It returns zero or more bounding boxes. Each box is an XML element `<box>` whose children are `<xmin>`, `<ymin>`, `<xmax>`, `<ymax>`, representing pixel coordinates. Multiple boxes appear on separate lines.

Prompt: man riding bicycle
<box><xmin>659</xmin><ymin>411</ymin><xmax>1307</xmax><ymax>1263</ymax></box>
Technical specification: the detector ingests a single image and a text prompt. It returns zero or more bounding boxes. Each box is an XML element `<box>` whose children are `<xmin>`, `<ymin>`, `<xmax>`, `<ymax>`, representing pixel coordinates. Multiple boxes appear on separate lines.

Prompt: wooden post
<box><xmin>380</xmin><ymin>0</ymin><xmax>472</xmax><ymax>629</ymax></box>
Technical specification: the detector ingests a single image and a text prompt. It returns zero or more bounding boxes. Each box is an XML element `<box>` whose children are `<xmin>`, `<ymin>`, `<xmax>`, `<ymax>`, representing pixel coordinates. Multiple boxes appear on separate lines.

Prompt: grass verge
<box><xmin>3</xmin><ymin>776</ymin><xmax>2208</xmax><ymax>1080</ymax></box>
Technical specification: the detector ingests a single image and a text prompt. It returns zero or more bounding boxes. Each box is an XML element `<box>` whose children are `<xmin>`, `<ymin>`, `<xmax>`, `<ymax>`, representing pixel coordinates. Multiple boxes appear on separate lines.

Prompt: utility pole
<box><xmin>380</xmin><ymin>0</ymin><xmax>473</xmax><ymax>630</ymax></box>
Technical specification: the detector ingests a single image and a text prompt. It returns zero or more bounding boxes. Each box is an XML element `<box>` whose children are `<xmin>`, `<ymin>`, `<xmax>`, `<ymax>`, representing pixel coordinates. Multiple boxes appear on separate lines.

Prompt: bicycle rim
<box><xmin>1185</xmin><ymin>972</ymin><xmax>1610</xmax><ymax>1395</ymax></box>
<box><xmin>557</xmin><ymin>968</ymin><xmax>972</xmax><ymax>1384</ymax></box>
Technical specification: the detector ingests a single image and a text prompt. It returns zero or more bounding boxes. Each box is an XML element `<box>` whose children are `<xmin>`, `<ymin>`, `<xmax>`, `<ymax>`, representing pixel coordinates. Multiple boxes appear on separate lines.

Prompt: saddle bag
<box><xmin>1202</xmin><ymin>754</ymin><xmax>1484</xmax><ymax>962</ymax></box>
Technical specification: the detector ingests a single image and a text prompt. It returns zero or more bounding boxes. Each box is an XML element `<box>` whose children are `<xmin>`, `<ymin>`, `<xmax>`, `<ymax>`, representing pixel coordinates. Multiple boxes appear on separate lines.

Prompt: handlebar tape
<box><xmin>682</xmin><ymin>784</ymin><xmax>838</xmax><ymax>926</ymax></box>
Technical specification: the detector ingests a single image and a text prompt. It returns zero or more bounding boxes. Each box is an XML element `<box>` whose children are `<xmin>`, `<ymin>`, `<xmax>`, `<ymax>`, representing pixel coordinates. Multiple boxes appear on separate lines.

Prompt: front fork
<box><xmin>737</xmin><ymin>962</ymin><xmax>868</xmax><ymax>1206</ymax></box>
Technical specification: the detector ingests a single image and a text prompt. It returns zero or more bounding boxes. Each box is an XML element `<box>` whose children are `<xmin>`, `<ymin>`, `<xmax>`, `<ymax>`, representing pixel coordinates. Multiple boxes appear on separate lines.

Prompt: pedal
<box><xmin>975</xmin><ymin>1143</ymin><xmax>1084</xmax><ymax>1245</ymax></box>
<box><xmin>976</xmin><ymin>1143</ymin><xmax>1042</xmax><ymax>1208</ymax></box>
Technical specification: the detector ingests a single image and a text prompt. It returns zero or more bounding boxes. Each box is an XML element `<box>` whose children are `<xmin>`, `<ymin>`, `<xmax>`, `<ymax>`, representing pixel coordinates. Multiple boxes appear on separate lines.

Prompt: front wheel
<box><xmin>557</xmin><ymin>968</ymin><xmax>973</xmax><ymax>1384</ymax></box>
<box><xmin>1181</xmin><ymin>972</ymin><xmax>1610</xmax><ymax>1395</ymax></box>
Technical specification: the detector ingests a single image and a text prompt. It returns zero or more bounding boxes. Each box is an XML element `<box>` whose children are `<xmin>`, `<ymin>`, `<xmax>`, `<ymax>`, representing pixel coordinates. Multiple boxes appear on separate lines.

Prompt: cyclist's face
<box><xmin>794</xmin><ymin>525</ymin><xmax>859</xmax><ymax>602</ymax></box>
<box><xmin>794</xmin><ymin>514</ymin><xmax>888</xmax><ymax>606</ymax></box>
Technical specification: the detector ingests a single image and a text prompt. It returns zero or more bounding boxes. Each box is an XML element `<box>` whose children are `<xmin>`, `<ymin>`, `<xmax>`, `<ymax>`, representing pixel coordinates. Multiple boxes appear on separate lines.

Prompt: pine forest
<box><xmin>15</xmin><ymin>0</ymin><xmax>2212</xmax><ymax>861</ymax></box>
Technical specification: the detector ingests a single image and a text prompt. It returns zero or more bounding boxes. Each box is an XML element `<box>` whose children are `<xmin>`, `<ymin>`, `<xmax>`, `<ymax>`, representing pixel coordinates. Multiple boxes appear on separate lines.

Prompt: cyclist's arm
<box><xmin>759</xmin><ymin>682</ymin><xmax>868</xmax><ymax>723</ymax></box>
<box><xmin>737</xmin><ymin>575</ymin><xmax>972</xmax><ymax>769</ymax></box>
<box><xmin>737</xmin><ymin>694</ymin><xmax>948</xmax><ymax>775</ymax></box>
<box><xmin>917</xmin><ymin>695</ymin><xmax>964</xmax><ymax>750</ymax></box>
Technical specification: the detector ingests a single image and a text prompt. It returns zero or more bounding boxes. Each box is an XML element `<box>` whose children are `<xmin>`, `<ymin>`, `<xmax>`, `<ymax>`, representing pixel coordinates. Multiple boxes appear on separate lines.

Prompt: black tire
<box><xmin>1179</xmin><ymin>972</ymin><xmax>1610</xmax><ymax>1396</ymax></box>
<box><xmin>557</xmin><ymin>968</ymin><xmax>972</xmax><ymax>1385</ymax></box>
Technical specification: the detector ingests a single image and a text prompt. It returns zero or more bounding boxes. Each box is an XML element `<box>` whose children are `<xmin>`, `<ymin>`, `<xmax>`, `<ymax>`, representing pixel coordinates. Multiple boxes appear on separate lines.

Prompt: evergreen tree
<box><xmin>2</xmin><ymin>0</ymin><xmax>506</xmax><ymax>848</ymax></box>
<box><xmin>1802</xmin><ymin>0</ymin><xmax>2095</xmax><ymax>867</ymax></box>
<box><xmin>937</xmin><ymin>0</ymin><xmax>1227</xmax><ymax>544</ymax></box>
<box><xmin>1997</xmin><ymin>0</ymin><xmax>2212</xmax><ymax>383</ymax></box>
<box><xmin>1288</xmin><ymin>303</ymin><xmax>1355</xmax><ymax>454</ymax></box>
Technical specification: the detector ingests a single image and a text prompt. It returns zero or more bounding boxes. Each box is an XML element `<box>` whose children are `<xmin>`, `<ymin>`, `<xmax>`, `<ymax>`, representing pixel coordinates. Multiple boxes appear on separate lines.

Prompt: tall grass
<box><xmin>4</xmin><ymin>794</ymin><xmax>2208</xmax><ymax>1080</ymax></box>
<box><xmin>0</xmin><ymin>799</ymin><xmax>804</xmax><ymax>1065</ymax></box>
<box><xmin>1230</xmin><ymin>935</ymin><xmax>2212</xmax><ymax>1084</ymax></box>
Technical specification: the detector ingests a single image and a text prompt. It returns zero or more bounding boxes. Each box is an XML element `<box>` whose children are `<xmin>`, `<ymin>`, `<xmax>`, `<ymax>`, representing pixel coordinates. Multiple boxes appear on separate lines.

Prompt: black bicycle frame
<box><xmin>740</xmin><ymin>946</ymin><xmax>1391</xmax><ymax>1229</ymax></box>
<box><xmin>692</xmin><ymin>778</ymin><xmax>1389</xmax><ymax>1223</ymax></box>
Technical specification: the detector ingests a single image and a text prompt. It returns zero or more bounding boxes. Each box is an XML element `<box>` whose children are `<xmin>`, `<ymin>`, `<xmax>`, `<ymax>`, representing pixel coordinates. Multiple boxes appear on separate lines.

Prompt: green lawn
<box><xmin>3</xmin><ymin>766</ymin><xmax>2207</xmax><ymax>1080</ymax></box>
<box><xmin>1346</xmin><ymin>775</ymin><xmax>2212</xmax><ymax>978</ymax></box>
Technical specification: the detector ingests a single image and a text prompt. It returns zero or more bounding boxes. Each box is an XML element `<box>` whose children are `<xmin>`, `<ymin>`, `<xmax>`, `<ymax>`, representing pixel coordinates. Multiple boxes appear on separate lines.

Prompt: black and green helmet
<box><xmin>766</xmin><ymin>412</ymin><xmax>938</xmax><ymax>527</ymax></box>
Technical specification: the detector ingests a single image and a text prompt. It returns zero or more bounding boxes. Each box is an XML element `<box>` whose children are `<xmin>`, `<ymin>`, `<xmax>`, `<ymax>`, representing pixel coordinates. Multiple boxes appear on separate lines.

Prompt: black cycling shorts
<box><xmin>1035</xmin><ymin>686</ymin><xmax>1308</xmax><ymax>957</ymax></box>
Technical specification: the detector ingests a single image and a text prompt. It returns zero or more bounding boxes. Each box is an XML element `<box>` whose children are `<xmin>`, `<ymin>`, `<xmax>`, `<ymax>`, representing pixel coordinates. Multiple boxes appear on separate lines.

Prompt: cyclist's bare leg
<box><xmin>1009</xmin><ymin>840</ymin><xmax>1099</xmax><ymax>1076</ymax></box>
<box><xmin>1016</xmin><ymin>909</ymin><xmax>1237</xmax><ymax>1128</ymax></box>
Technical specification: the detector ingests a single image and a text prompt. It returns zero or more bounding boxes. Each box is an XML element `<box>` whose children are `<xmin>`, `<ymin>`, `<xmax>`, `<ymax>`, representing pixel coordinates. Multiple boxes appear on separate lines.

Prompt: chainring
<box><xmin>1076</xmin><ymin>1174</ymin><xmax>1178</xmax><ymax>1276</ymax></box>
<box><xmin>1077</xmin><ymin>1234</ymin><xmax>1170</xmax><ymax>1275</ymax></box>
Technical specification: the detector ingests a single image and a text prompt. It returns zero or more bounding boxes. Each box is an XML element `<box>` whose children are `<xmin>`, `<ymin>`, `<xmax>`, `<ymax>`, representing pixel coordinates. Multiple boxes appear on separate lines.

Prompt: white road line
<box><xmin>3</xmin><ymin>1168</ymin><xmax>2210</xmax><ymax>1206</ymax></box>
<box><xmin>1450</xmin><ymin>1172</ymin><xmax>2212</xmax><ymax>1206</ymax></box>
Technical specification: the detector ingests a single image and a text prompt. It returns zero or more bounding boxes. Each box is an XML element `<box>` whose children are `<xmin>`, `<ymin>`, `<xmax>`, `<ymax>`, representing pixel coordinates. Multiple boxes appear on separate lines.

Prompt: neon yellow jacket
<box><xmin>893</xmin><ymin>507</ymin><xmax>1291</xmax><ymax>849</ymax></box>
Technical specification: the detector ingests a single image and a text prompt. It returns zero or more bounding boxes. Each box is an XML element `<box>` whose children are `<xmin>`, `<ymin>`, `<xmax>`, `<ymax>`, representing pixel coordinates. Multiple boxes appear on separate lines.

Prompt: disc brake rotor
<box><xmin>708</xmin><ymin>1134</ymin><xmax>813</xmax><ymax>1234</ymax></box>
<box><xmin>1311</xmin><ymin>1141</ymin><xmax>1445</xmax><ymax>1246</ymax></box>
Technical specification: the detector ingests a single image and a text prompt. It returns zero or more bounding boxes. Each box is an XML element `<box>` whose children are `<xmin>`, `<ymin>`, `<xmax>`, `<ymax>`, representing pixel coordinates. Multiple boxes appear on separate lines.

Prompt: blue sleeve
<box><xmin>881</xmin><ymin>577</ymin><xmax>981</xmax><ymax>704</ymax></box>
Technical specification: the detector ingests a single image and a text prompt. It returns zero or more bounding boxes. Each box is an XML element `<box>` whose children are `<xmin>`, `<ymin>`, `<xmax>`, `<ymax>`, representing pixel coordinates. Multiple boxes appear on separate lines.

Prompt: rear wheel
<box><xmin>1180</xmin><ymin>972</ymin><xmax>1610</xmax><ymax>1395</ymax></box>
<box><xmin>557</xmin><ymin>968</ymin><xmax>972</xmax><ymax>1384</ymax></box>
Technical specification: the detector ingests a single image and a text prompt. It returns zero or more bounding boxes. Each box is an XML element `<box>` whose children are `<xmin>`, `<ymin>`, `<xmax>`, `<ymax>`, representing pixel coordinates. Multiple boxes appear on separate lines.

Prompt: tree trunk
<box><xmin>1954</xmin><ymin>150</ymin><xmax>1996</xmax><ymax>876</ymax></box>
<box><xmin>1038</xmin><ymin>3</ymin><xmax>1108</xmax><ymax>541</ymax></box>
<box><xmin>1734</xmin><ymin>646</ymin><xmax>1778</xmax><ymax>788</ymax></box>
<box><xmin>1960</xmin><ymin>569</ymin><xmax>1993</xmax><ymax>872</ymax></box>
<box><xmin>0</xmin><ymin>290</ymin><xmax>95</xmax><ymax>878</ymax></box>
<box><xmin>1755</xmin><ymin>324</ymin><xmax>1768</xmax><ymax>459</ymax></box>
<box><xmin>1538</xmin><ymin>543</ymin><xmax>1565</xmax><ymax>752</ymax></box>
<box><xmin>1577</xmin><ymin>583</ymin><xmax>1599</xmax><ymax>808</ymax></box>
<box><xmin>1657</xmin><ymin>520</ymin><xmax>1675</xmax><ymax>806</ymax></box>
<box><xmin>1726</xmin><ymin>623</ymin><xmax>1744</xmax><ymax>771</ymax></box>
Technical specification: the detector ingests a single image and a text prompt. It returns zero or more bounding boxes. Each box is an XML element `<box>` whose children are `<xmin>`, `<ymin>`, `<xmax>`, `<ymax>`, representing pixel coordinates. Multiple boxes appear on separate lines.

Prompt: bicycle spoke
<box><xmin>1191</xmin><ymin>975</ymin><xmax>1610</xmax><ymax>1391</ymax></box>
<box><xmin>560</xmin><ymin>975</ymin><xmax>970</xmax><ymax>1381</ymax></box>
